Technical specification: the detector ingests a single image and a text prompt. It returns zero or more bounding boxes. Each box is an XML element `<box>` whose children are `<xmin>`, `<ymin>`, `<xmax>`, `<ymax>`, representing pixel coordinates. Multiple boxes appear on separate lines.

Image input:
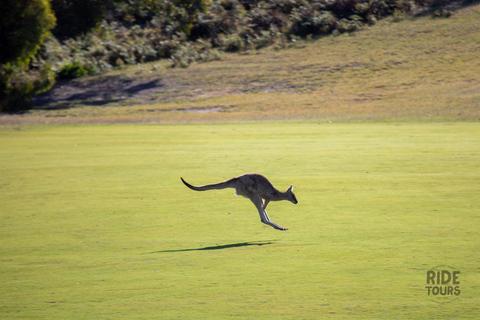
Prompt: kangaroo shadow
<box><xmin>147</xmin><ymin>241</ymin><xmax>275</xmax><ymax>254</ymax></box>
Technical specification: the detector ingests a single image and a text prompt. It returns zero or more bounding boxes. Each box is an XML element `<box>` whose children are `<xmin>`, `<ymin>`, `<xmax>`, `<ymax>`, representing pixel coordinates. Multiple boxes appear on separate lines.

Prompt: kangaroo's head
<box><xmin>286</xmin><ymin>185</ymin><xmax>298</xmax><ymax>204</ymax></box>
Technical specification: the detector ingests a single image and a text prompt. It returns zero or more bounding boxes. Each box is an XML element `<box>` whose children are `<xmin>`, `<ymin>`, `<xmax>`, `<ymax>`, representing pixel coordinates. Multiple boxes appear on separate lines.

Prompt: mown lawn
<box><xmin>1</xmin><ymin>122</ymin><xmax>479</xmax><ymax>319</ymax></box>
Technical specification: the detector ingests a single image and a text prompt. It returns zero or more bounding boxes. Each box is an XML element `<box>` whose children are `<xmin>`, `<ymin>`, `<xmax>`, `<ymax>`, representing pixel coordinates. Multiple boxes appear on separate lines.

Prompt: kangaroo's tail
<box><xmin>181</xmin><ymin>177</ymin><xmax>237</xmax><ymax>191</ymax></box>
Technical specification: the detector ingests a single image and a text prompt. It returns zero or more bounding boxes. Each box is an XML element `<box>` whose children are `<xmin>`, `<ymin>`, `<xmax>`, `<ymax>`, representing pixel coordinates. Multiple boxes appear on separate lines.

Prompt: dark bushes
<box><xmin>51</xmin><ymin>0</ymin><xmax>106</xmax><ymax>40</ymax></box>
<box><xmin>58</xmin><ymin>62</ymin><xmax>89</xmax><ymax>80</ymax></box>
<box><xmin>0</xmin><ymin>0</ymin><xmax>56</xmax><ymax>112</ymax></box>
<box><xmin>10</xmin><ymin>0</ymin><xmax>420</xmax><ymax>75</ymax></box>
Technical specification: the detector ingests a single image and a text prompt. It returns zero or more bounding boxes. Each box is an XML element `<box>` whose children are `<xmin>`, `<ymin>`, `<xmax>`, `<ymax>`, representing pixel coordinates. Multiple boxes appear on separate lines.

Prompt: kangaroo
<box><xmin>180</xmin><ymin>173</ymin><xmax>298</xmax><ymax>230</ymax></box>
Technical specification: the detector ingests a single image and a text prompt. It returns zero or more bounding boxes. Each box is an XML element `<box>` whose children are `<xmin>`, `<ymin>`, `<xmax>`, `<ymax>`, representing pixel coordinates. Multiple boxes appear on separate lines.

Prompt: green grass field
<box><xmin>1</xmin><ymin>122</ymin><xmax>479</xmax><ymax>319</ymax></box>
<box><xmin>1</xmin><ymin>3</ymin><xmax>479</xmax><ymax>319</ymax></box>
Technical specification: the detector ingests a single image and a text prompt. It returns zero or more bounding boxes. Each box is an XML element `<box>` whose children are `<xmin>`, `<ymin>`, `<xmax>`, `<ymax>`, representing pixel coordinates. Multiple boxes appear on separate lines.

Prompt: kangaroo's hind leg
<box><xmin>249</xmin><ymin>194</ymin><xmax>288</xmax><ymax>231</ymax></box>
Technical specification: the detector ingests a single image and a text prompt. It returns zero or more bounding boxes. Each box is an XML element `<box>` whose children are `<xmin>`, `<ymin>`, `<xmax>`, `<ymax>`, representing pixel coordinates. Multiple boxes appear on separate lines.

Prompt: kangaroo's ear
<box><xmin>287</xmin><ymin>185</ymin><xmax>294</xmax><ymax>192</ymax></box>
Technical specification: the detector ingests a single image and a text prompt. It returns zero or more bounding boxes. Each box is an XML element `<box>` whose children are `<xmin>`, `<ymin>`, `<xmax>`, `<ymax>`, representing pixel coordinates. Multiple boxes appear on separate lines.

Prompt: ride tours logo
<box><xmin>425</xmin><ymin>265</ymin><xmax>460</xmax><ymax>303</ymax></box>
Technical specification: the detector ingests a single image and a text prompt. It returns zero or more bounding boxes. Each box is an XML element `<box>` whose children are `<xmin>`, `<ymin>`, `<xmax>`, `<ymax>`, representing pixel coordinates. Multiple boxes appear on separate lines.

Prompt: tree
<box><xmin>0</xmin><ymin>0</ymin><xmax>56</xmax><ymax>112</ymax></box>
<box><xmin>0</xmin><ymin>0</ymin><xmax>56</xmax><ymax>65</ymax></box>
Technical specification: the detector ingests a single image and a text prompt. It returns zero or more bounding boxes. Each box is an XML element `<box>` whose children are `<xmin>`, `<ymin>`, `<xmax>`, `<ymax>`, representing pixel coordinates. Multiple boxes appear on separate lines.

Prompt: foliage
<box><xmin>58</xmin><ymin>62</ymin><xmax>89</xmax><ymax>80</ymax></box>
<box><xmin>170</xmin><ymin>41</ymin><xmax>223</xmax><ymax>68</ymax></box>
<box><xmin>50</xmin><ymin>0</ymin><xmax>416</xmax><ymax>75</ymax></box>
<box><xmin>109</xmin><ymin>0</ymin><xmax>208</xmax><ymax>36</ymax></box>
<box><xmin>0</xmin><ymin>0</ymin><xmax>56</xmax><ymax>112</ymax></box>
<box><xmin>0</xmin><ymin>63</ymin><xmax>54</xmax><ymax>112</ymax></box>
<box><xmin>0</xmin><ymin>0</ymin><xmax>56</xmax><ymax>65</ymax></box>
<box><xmin>51</xmin><ymin>0</ymin><xmax>107</xmax><ymax>40</ymax></box>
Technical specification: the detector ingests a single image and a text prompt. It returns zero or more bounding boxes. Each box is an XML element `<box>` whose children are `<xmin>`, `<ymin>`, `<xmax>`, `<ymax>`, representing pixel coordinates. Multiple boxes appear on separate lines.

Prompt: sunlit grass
<box><xmin>1</xmin><ymin>122</ymin><xmax>479</xmax><ymax>318</ymax></box>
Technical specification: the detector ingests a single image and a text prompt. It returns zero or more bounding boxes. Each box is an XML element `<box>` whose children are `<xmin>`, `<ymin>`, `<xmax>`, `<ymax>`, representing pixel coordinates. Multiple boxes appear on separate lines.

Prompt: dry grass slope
<box><xmin>2</xmin><ymin>4</ymin><xmax>479</xmax><ymax>124</ymax></box>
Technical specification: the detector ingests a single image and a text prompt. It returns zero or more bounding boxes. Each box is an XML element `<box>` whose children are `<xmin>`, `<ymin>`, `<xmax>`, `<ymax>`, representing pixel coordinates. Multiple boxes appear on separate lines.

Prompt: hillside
<box><xmin>2</xmin><ymin>3</ymin><xmax>479</xmax><ymax>124</ymax></box>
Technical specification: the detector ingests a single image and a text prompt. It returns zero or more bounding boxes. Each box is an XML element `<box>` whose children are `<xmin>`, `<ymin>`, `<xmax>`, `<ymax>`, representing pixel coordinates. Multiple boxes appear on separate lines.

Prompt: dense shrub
<box><xmin>37</xmin><ymin>0</ymin><xmax>421</xmax><ymax>71</ymax></box>
<box><xmin>58</xmin><ymin>62</ymin><xmax>89</xmax><ymax>80</ymax></box>
<box><xmin>0</xmin><ymin>0</ymin><xmax>56</xmax><ymax>112</ymax></box>
<box><xmin>0</xmin><ymin>58</ymin><xmax>55</xmax><ymax>112</ymax></box>
<box><xmin>170</xmin><ymin>40</ymin><xmax>222</xmax><ymax>67</ymax></box>
<box><xmin>51</xmin><ymin>0</ymin><xmax>106</xmax><ymax>40</ymax></box>
<box><xmin>0</xmin><ymin>0</ymin><xmax>55</xmax><ymax>65</ymax></box>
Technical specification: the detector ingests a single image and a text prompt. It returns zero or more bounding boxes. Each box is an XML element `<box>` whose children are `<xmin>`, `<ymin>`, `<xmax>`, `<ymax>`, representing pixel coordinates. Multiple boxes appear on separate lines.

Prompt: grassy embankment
<box><xmin>1</xmin><ymin>4</ymin><xmax>479</xmax><ymax>124</ymax></box>
<box><xmin>1</xmin><ymin>123</ymin><xmax>479</xmax><ymax>318</ymax></box>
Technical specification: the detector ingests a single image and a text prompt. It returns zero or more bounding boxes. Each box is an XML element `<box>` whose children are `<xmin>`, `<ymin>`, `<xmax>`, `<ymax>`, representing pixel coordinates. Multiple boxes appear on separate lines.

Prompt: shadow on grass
<box><xmin>32</xmin><ymin>77</ymin><xmax>163</xmax><ymax>111</ymax></box>
<box><xmin>148</xmin><ymin>241</ymin><xmax>276</xmax><ymax>254</ymax></box>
